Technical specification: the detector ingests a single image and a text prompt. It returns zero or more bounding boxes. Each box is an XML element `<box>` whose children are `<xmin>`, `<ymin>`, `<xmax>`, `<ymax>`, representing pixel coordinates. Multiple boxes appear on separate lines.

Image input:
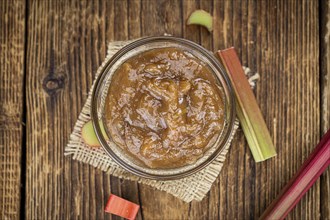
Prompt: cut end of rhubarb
<box><xmin>81</xmin><ymin>120</ymin><xmax>108</xmax><ymax>148</ymax></box>
<box><xmin>187</xmin><ymin>9</ymin><xmax>213</xmax><ymax>32</ymax></box>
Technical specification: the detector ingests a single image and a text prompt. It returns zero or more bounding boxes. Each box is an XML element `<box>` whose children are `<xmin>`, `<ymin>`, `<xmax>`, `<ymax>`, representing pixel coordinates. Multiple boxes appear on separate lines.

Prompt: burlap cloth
<box><xmin>64</xmin><ymin>40</ymin><xmax>259</xmax><ymax>203</ymax></box>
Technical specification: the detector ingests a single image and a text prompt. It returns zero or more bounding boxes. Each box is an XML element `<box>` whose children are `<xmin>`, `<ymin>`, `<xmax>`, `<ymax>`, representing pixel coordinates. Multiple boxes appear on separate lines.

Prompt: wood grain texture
<box><xmin>0</xmin><ymin>0</ymin><xmax>25</xmax><ymax>219</ymax></box>
<box><xmin>0</xmin><ymin>0</ymin><xmax>326</xmax><ymax>219</ymax></box>
<box><xmin>320</xmin><ymin>0</ymin><xmax>330</xmax><ymax>219</ymax></box>
<box><xmin>25</xmin><ymin>1</ymin><xmax>117</xmax><ymax>219</ymax></box>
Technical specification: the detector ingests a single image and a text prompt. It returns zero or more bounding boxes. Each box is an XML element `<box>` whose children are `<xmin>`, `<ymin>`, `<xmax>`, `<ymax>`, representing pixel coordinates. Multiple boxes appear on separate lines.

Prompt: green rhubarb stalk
<box><xmin>187</xmin><ymin>10</ymin><xmax>213</xmax><ymax>32</ymax></box>
<box><xmin>218</xmin><ymin>48</ymin><xmax>276</xmax><ymax>162</ymax></box>
<box><xmin>81</xmin><ymin>120</ymin><xmax>108</xmax><ymax>148</ymax></box>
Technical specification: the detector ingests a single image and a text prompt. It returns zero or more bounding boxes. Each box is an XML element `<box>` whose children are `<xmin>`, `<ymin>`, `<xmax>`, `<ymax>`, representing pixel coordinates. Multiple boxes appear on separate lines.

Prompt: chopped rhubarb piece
<box><xmin>187</xmin><ymin>10</ymin><xmax>213</xmax><ymax>32</ymax></box>
<box><xmin>105</xmin><ymin>194</ymin><xmax>140</xmax><ymax>220</ymax></box>
<box><xmin>81</xmin><ymin>120</ymin><xmax>108</xmax><ymax>147</ymax></box>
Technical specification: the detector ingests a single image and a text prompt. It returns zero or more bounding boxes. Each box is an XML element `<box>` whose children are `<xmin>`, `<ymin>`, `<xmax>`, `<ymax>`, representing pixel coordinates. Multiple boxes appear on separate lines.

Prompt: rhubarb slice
<box><xmin>81</xmin><ymin>120</ymin><xmax>108</xmax><ymax>147</ymax></box>
<box><xmin>218</xmin><ymin>48</ymin><xmax>277</xmax><ymax>162</ymax></box>
<box><xmin>187</xmin><ymin>10</ymin><xmax>213</xmax><ymax>32</ymax></box>
<box><xmin>105</xmin><ymin>194</ymin><xmax>140</xmax><ymax>220</ymax></box>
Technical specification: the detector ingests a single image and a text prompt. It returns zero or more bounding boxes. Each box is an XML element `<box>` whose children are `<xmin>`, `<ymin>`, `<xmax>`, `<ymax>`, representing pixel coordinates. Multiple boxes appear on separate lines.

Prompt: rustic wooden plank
<box><xmin>128</xmin><ymin>0</ymin><xmax>141</xmax><ymax>40</ymax></box>
<box><xmin>320</xmin><ymin>0</ymin><xmax>330</xmax><ymax>219</ymax></box>
<box><xmin>320</xmin><ymin>0</ymin><xmax>330</xmax><ymax>136</ymax></box>
<box><xmin>182</xmin><ymin>0</ymin><xmax>200</xmax><ymax>43</ymax></box>
<box><xmin>24</xmin><ymin>1</ymin><xmax>118</xmax><ymax>219</ymax></box>
<box><xmin>0</xmin><ymin>0</ymin><xmax>26</xmax><ymax>219</ymax></box>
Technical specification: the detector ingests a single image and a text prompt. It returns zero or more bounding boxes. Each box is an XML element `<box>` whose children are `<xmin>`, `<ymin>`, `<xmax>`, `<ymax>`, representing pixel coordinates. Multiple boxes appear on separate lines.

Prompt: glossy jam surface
<box><xmin>105</xmin><ymin>47</ymin><xmax>225</xmax><ymax>168</ymax></box>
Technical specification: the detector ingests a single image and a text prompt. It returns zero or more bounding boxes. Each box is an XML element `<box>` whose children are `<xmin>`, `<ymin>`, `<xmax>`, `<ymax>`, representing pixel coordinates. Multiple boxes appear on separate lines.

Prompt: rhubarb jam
<box><xmin>105</xmin><ymin>47</ymin><xmax>225</xmax><ymax>168</ymax></box>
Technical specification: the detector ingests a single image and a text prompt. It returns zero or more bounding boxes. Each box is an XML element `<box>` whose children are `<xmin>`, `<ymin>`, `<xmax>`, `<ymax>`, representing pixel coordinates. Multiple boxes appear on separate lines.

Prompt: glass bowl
<box><xmin>91</xmin><ymin>36</ymin><xmax>235</xmax><ymax>180</ymax></box>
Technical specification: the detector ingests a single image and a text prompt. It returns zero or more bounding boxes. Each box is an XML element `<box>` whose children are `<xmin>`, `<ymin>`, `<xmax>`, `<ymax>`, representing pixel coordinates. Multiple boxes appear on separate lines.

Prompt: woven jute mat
<box><xmin>64</xmin><ymin>40</ymin><xmax>259</xmax><ymax>203</ymax></box>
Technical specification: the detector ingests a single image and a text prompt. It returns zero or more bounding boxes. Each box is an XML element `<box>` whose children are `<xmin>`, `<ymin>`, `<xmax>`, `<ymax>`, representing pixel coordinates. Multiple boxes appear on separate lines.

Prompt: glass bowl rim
<box><xmin>91</xmin><ymin>36</ymin><xmax>236</xmax><ymax>180</ymax></box>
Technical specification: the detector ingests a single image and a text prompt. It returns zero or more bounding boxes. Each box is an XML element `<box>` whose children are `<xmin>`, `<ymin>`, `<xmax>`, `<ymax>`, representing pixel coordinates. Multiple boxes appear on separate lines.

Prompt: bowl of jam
<box><xmin>91</xmin><ymin>36</ymin><xmax>235</xmax><ymax>180</ymax></box>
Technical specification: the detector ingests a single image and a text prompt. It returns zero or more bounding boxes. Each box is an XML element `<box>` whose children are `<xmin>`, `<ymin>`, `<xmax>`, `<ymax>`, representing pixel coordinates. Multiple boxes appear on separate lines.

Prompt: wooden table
<box><xmin>1</xmin><ymin>0</ymin><xmax>329</xmax><ymax>219</ymax></box>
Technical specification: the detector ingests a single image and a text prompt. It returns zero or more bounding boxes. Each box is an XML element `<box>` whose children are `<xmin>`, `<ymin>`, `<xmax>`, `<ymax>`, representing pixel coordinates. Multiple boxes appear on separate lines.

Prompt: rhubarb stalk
<box><xmin>260</xmin><ymin>129</ymin><xmax>330</xmax><ymax>219</ymax></box>
<box><xmin>218</xmin><ymin>48</ymin><xmax>277</xmax><ymax>162</ymax></box>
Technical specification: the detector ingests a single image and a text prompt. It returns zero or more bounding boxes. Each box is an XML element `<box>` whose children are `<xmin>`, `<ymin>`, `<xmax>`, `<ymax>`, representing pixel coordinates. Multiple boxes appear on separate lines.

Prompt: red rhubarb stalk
<box><xmin>260</xmin><ymin>129</ymin><xmax>330</xmax><ymax>220</ymax></box>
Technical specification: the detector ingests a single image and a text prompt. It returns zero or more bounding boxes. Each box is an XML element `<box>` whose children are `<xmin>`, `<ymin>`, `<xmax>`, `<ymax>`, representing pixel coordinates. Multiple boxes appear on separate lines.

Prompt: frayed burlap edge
<box><xmin>64</xmin><ymin>40</ymin><xmax>259</xmax><ymax>203</ymax></box>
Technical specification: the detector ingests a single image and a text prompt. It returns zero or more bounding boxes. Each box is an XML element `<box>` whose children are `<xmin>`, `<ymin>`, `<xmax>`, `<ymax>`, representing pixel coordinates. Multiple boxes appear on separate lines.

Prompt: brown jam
<box><xmin>105</xmin><ymin>47</ymin><xmax>225</xmax><ymax>168</ymax></box>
